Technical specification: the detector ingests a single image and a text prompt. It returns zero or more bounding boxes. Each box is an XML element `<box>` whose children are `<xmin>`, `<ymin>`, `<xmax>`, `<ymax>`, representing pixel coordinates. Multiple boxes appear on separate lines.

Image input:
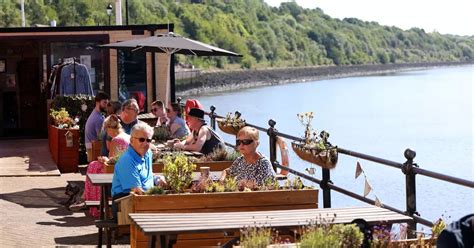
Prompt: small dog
<box><xmin>63</xmin><ymin>182</ymin><xmax>84</xmax><ymax>210</ymax></box>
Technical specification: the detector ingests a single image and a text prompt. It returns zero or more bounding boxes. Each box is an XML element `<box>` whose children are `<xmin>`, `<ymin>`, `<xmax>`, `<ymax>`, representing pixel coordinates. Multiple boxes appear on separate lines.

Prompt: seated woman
<box><xmin>151</xmin><ymin>100</ymin><xmax>168</xmax><ymax>126</ymax></box>
<box><xmin>173</xmin><ymin>108</ymin><xmax>225</xmax><ymax>155</ymax></box>
<box><xmin>167</xmin><ymin>103</ymin><xmax>190</xmax><ymax>139</ymax></box>
<box><xmin>219</xmin><ymin>126</ymin><xmax>275</xmax><ymax>185</ymax></box>
<box><xmin>82</xmin><ymin>114</ymin><xmax>130</xmax><ymax>217</ymax></box>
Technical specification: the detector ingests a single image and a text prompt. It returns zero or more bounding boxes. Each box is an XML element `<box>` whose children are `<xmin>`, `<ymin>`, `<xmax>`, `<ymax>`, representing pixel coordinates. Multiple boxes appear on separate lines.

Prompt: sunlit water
<box><xmin>189</xmin><ymin>65</ymin><xmax>473</xmax><ymax>226</ymax></box>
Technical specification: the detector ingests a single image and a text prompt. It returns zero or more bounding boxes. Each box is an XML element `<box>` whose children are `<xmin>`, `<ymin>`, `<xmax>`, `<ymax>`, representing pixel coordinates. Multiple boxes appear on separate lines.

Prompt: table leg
<box><xmin>160</xmin><ymin>235</ymin><xmax>167</xmax><ymax>248</ymax></box>
<box><xmin>148</xmin><ymin>235</ymin><xmax>156</xmax><ymax>248</ymax></box>
<box><xmin>97</xmin><ymin>185</ymin><xmax>106</xmax><ymax>247</ymax></box>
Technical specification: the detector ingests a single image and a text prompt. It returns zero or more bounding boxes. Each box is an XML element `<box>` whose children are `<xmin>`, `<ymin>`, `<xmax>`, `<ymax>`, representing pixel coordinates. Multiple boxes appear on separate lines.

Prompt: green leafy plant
<box><xmin>240</xmin><ymin>226</ymin><xmax>272</xmax><ymax>248</ymax></box>
<box><xmin>49</xmin><ymin>108</ymin><xmax>76</xmax><ymax>128</ymax></box>
<box><xmin>163</xmin><ymin>153</ymin><xmax>196</xmax><ymax>193</ymax></box>
<box><xmin>238</xmin><ymin>179</ymin><xmax>259</xmax><ymax>191</ymax></box>
<box><xmin>200</xmin><ymin>147</ymin><xmax>241</xmax><ymax>162</ymax></box>
<box><xmin>153</xmin><ymin>126</ymin><xmax>171</xmax><ymax>142</ymax></box>
<box><xmin>145</xmin><ymin>186</ymin><xmax>165</xmax><ymax>195</ymax></box>
<box><xmin>283</xmin><ymin>177</ymin><xmax>304</xmax><ymax>190</ymax></box>
<box><xmin>224</xmin><ymin>177</ymin><xmax>238</xmax><ymax>192</ymax></box>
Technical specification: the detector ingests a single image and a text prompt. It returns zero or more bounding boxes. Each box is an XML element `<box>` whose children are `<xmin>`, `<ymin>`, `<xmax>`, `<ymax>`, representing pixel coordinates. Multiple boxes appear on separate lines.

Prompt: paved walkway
<box><xmin>0</xmin><ymin>139</ymin><xmax>129</xmax><ymax>247</ymax></box>
<box><xmin>0</xmin><ymin>139</ymin><xmax>60</xmax><ymax>176</ymax></box>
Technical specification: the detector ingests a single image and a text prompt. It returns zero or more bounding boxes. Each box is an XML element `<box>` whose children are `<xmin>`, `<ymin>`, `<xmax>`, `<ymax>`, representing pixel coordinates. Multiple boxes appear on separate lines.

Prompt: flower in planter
<box><xmin>217</xmin><ymin>111</ymin><xmax>246</xmax><ymax>135</ymax></box>
<box><xmin>50</xmin><ymin>108</ymin><xmax>77</xmax><ymax>129</ymax></box>
<box><xmin>292</xmin><ymin>112</ymin><xmax>338</xmax><ymax>169</ymax></box>
<box><xmin>240</xmin><ymin>226</ymin><xmax>272</xmax><ymax>248</ymax></box>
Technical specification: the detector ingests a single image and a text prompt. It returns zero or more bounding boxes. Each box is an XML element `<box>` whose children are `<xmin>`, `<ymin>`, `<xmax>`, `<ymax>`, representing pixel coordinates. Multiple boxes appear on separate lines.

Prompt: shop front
<box><xmin>0</xmin><ymin>24</ymin><xmax>172</xmax><ymax>138</ymax></box>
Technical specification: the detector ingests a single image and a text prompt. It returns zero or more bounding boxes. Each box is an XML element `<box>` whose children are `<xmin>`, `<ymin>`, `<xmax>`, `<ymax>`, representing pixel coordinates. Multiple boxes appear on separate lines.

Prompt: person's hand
<box><xmin>154</xmin><ymin>175</ymin><xmax>167</xmax><ymax>187</ymax></box>
<box><xmin>173</xmin><ymin>142</ymin><xmax>185</xmax><ymax>150</ymax></box>
<box><xmin>98</xmin><ymin>156</ymin><xmax>109</xmax><ymax>164</ymax></box>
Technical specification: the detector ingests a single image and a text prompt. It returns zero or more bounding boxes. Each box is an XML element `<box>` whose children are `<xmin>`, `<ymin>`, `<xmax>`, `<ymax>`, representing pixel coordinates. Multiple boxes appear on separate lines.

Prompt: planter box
<box><xmin>104</xmin><ymin>160</ymin><xmax>233</xmax><ymax>174</ymax></box>
<box><xmin>118</xmin><ymin>189</ymin><xmax>319</xmax><ymax>248</ymax></box>
<box><xmin>48</xmin><ymin>125</ymin><xmax>79</xmax><ymax>173</ymax></box>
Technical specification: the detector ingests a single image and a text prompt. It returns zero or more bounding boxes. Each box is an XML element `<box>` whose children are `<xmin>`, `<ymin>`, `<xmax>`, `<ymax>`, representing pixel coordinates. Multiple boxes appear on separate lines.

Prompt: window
<box><xmin>117</xmin><ymin>50</ymin><xmax>147</xmax><ymax>112</ymax></box>
<box><xmin>50</xmin><ymin>42</ymin><xmax>104</xmax><ymax>95</ymax></box>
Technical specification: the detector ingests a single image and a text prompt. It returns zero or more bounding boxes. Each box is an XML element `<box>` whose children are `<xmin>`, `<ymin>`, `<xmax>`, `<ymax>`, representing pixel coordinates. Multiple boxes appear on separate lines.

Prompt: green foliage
<box><xmin>240</xmin><ymin>226</ymin><xmax>272</xmax><ymax>248</ymax></box>
<box><xmin>162</xmin><ymin>153</ymin><xmax>196</xmax><ymax>193</ymax></box>
<box><xmin>300</xmin><ymin>223</ymin><xmax>363</xmax><ymax>248</ymax></box>
<box><xmin>153</xmin><ymin>126</ymin><xmax>171</xmax><ymax>142</ymax></box>
<box><xmin>145</xmin><ymin>186</ymin><xmax>165</xmax><ymax>195</ymax></box>
<box><xmin>2</xmin><ymin>0</ymin><xmax>473</xmax><ymax>68</ymax></box>
<box><xmin>223</xmin><ymin>176</ymin><xmax>238</xmax><ymax>192</ymax></box>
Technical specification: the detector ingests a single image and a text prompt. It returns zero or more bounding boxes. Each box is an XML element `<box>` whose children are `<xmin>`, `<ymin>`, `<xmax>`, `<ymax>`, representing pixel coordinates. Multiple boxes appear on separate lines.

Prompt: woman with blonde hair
<box><xmin>219</xmin><ymin>126</ymin><xmax>275</xmax><ymax>185</ymax></box>
<box><xmin>81</xmin><ymin>114</ymin><xmax>130</xmax><ymax>217</ymax></box>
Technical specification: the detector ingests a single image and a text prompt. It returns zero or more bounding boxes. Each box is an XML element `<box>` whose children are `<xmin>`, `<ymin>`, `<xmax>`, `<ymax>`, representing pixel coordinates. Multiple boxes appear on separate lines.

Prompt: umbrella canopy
<box><xmin>100</xmin><ymin>32</ymin><xmax>241</xmax><ymax>57</ymax></box>
<box><xmin>100</xmin><ymin>32</ymin><xmax>241</xmax><ymax>104</ymax></box>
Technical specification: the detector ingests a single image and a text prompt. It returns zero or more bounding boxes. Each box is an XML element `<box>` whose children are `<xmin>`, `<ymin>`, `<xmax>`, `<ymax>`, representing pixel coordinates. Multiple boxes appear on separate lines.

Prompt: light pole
<box><xmin>106</xmin><ymin>3</ymin><xmax>113</xmax><ymax>25</ymax></box>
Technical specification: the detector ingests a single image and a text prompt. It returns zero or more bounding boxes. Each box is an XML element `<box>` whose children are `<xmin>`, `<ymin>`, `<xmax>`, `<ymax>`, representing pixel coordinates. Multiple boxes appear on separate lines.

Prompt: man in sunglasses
<box><xmin>111</xmin><ymin>122</ymin><xmax>154</xmax><ymax>220</ymax></box>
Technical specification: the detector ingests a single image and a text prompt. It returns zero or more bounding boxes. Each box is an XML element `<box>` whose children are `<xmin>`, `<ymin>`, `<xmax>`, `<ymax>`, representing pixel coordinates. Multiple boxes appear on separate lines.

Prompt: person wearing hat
<box><xmin>173</xmin><ymin>108</ymin><xmax>225</xmax><ymax>155</ymax></box>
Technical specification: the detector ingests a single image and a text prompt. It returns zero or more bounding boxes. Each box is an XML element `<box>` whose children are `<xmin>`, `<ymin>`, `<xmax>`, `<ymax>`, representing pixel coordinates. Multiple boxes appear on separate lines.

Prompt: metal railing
<box><xmin>205</xmin><ymin>105</ymin><xmax>474</xmax><ymax>236</ymax></box>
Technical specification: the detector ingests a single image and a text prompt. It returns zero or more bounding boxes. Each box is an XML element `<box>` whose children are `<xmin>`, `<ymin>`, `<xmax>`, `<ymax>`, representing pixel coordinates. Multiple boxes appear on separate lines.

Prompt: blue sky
<box><xmin>264</xmin><ymin>0</ymin><xmax>473</xmax><ymax>36</ymax></box>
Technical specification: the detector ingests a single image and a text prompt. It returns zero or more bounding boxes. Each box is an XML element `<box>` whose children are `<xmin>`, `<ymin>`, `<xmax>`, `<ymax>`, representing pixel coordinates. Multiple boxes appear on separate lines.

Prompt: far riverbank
<box><xmin>176</xmin><ymin>61</ymin><xmax>472</xmax><ymax>96</ymax></box>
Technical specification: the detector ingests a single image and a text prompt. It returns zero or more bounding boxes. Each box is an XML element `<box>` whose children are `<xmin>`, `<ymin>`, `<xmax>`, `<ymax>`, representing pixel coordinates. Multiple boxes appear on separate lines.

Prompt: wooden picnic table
<box><xmin>87</xmin><ymin>171</ymin><xmax>223</xmax><ymax>247</ymax></box>
<box><xmin>129</xmin><ymin>206</ymin><xmax>414</xmax><ymax>248</ymax></box>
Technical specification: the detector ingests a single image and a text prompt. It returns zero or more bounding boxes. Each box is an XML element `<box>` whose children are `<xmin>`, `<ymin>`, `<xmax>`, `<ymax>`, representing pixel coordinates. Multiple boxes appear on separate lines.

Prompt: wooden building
<box><xmin>0</xmin><ymin>24</ymin><xmax>175</xmax><ymax>138</ymax></box>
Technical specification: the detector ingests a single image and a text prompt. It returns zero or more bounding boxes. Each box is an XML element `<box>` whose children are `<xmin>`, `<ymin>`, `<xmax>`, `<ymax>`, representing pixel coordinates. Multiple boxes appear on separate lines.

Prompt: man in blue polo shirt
<box><xmin>111</xmin><ymin>122</ymin><xmax>154</xmax><ymax>219</ymax></box>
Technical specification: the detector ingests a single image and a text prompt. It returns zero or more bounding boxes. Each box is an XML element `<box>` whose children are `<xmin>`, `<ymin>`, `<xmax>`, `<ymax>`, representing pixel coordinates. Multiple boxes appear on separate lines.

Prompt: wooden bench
<box><xmin>129</xmin><ymin>206</ymin><xmax>413</xmax><ymax>248</ymax></box>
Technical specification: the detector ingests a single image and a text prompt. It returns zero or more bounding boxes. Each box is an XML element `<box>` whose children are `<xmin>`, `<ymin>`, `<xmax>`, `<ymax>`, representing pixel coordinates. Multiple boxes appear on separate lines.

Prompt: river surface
<box><xmin>191</xmin><ymin>65</ymin><xmax>473</xmax><ymax>226</ymax></box>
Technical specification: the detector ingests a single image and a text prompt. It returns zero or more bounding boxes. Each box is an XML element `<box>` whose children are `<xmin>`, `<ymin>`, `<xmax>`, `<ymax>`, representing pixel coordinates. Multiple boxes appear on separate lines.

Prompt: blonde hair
<box><xmin>103</xmin><ymin>114</ymin><xmax>122</xmax><ymax>130</ymax></box>
<box><xmin>237</xmin><ymin>126</ymin><xmax>259</xmax><ymax>141</ymax></box>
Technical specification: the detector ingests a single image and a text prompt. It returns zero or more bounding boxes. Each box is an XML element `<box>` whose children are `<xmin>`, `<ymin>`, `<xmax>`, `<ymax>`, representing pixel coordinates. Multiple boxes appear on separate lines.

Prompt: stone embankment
<box><xmin>176</xmin><ymin>61</ymin><xmax>472</xmax><ymax>96</ymax></box>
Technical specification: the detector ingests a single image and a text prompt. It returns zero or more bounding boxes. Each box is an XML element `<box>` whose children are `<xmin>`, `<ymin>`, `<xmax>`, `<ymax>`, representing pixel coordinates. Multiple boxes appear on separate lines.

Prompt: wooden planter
<box><xmin>217</xmin><ymin>119</ymin><xmax>245</xmax><ymax>135</ymax></box>
<box><xmin>104</xmin><ymin>160</ymin><xmax>233</xmax><ymax>174</ymax></box>
<box><xmin>48</xmin><ymin>125</ymin><xmax>80</xmax><ymax>173</ymax></box>
<box><xmin>291</xmin><ymin>142</ymin><xmax>338</xmax><ymax>169</ymax></box>
<box><xmin>117</xmin><ymin>189</ymin><xmax>319</xmax><ymax>248</ymax></box>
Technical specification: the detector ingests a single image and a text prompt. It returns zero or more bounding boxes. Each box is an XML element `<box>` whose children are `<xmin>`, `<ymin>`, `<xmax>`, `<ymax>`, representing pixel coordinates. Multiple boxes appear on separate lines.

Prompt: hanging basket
<box><xmin>291</xmin><ymin>142</ymin><xmax>338</xmax><ymax>169</ymax></box>
<box><xmin>217</xmin><ymin>119</ymin><xmax>245</xmax><ymax>135</ymax></box>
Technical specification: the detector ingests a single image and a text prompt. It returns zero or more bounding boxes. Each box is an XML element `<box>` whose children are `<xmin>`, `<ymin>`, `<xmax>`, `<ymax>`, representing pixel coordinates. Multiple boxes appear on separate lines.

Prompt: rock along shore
<box><xmin>176</xmin><ymin>61</ymin><xmax>472</xmax><ymax>96</ymax></box>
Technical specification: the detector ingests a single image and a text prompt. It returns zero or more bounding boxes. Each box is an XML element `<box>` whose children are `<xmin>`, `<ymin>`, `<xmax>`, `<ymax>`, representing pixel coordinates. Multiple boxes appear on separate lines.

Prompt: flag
<box><xmin>364</xmin><ymin>179</ymin><xmax>372</xmax><ymax>197</ymax></box>
<box><xmin>375</xmin><ymin>196</ymin><xmax>382</xmax><ymax>207</ymax></box>
<box><xmin>355</xmin><ymin>162</ymin><xmax>363</xmax><ymax>179</ymax></box>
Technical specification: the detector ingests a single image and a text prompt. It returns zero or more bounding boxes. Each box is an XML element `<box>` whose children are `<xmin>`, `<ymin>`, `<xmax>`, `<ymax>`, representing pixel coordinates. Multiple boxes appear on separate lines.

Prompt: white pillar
<box><xmin>115</xmin><ymin>0</ymin><xmax>122</xmax><ymax>25</ymax></box>
<box><xmin>21</xmin><ymin>0</ymin><xmax>25</xmax><ymax>27</ymax></box>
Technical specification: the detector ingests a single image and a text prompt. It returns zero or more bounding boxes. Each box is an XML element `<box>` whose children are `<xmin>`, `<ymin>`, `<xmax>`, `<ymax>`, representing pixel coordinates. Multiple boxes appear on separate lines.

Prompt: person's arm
<box><xmin>175</xmin><ymin>126</ymin><xmax>207</xmax><ymax>151</ymax></box>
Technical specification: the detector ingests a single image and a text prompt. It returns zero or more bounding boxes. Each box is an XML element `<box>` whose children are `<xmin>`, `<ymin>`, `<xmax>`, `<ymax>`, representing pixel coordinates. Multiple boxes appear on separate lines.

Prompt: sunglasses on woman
<box><xmin>133</xmin><ymin>137</ymin><xmax>152</xmax><ymax>143</ymax></box>
<box><xmin>236</xmin><ymin>139</ymin><xmax>253</xmax><ymax>146</ymax></box>
<box><xmin>151</xmin><ymin>108</ymin><xmax>159</xmax><ymax>112</ymax></box>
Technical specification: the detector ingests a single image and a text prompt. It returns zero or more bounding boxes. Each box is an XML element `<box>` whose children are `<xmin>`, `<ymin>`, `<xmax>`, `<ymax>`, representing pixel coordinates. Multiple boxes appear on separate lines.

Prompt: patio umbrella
<box><xmin>100</xmin><ymin>32</ymin><xmax>241</xmax><ymax>103</ymax></box>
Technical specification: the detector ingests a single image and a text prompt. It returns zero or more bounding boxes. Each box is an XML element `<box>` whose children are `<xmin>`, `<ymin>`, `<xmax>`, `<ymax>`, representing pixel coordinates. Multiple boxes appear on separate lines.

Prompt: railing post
<box><xmin>321</xmin><ymin>168</ymin><xmax>332</xmax><ymax>208</ymax></box>
<box><xmin>267</xmin><ymin>119</ymin><xmax>277</xmax><ymax>172</ymax></box>
<box><xmin>209</xmin><ymin>105</ymin><xmax>216</xmax><ymax>130</ymax></box>
<box><xmin>402</xmin><ymin>148</ymin><xmax>418</xmax><ymax>238</ymax></box>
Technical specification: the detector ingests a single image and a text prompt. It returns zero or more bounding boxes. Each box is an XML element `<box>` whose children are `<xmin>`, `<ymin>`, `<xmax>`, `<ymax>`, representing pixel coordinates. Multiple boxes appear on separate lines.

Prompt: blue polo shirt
<box><xmin>111</xmin><ymin>146</ymin><xmax>153</xmax><ymax>197</ymax></box>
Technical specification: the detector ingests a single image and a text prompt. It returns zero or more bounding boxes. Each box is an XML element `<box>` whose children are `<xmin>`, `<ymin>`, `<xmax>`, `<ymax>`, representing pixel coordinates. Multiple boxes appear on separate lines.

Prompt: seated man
<box><xmin>173</xmin><ymin>108</ymin><xmax>225</xmax><ymax>155</ymax></box>
<box><xmin>111</xmin><ymin>122</ymin><xmax>154</xmax><ymax>220</ymax></box>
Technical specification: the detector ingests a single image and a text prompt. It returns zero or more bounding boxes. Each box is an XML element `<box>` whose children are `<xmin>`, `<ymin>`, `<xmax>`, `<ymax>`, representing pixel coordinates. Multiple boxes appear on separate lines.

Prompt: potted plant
<box><xmin>217</xmin><ymin>111</ymin><xmax>246</xmax><ymax>135</ymax></box>
<box><xmin>48</xmin><ymin>108</ymin><xmax>80</xmax><ymax>173</ymax></box>
<box><xmin>291</xmin><ymin>112</ymin><xmax>338</xmax><ymax>169</ymax></box>
<box><xmin>162</xmin><ymin>153</ymin><xmax>196</xmax><ymax>193</ymax></box>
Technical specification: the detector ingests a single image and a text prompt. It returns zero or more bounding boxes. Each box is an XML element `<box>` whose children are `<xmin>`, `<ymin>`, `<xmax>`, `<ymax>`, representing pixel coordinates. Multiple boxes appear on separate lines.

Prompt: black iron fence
<box><xmin>205</xmin><ymin>105</ymin><xmax>474</xmax><ymax>236</ymax></box>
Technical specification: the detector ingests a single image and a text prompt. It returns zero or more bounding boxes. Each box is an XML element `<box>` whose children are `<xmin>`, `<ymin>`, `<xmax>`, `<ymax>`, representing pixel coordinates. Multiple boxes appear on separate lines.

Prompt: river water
<box><xmin>191</xmin><ymin>65</ymin><xmax>473</xmax><ymax>225</ymax></box>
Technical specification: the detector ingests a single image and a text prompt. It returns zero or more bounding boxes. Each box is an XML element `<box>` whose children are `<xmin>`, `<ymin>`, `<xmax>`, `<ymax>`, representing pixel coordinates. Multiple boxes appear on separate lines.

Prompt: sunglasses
<box><xmin>133</xmin><ymin>137</ymin><xmax>152</xmax><ymax>143</ymax></box>
<box><xmin>236</xmin><ymin>139</ymin><xmax>253</xmax><ymax>146</ymax></box>
<box><xmin>151</xmin><ymin>108</ymin><xmax>159</xmax><ymax>112</ymax></box>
